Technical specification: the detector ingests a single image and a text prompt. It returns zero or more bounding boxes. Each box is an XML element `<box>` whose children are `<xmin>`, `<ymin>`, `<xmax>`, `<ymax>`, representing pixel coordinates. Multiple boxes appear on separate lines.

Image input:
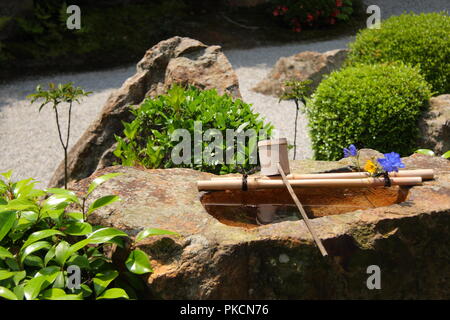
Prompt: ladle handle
<box><xmin>277</xmin><ymin>163</ymin><xmax>328</xmax><ymax>257</ymax></box>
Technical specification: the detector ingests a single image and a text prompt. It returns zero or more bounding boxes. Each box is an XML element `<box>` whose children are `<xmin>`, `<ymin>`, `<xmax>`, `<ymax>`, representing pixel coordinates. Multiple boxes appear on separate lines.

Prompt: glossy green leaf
<box><xmin>68</xmin><ymin>239</ymin><xmax>91</xmax><ymax>256</ymax></box>
<box><xmin>66</xmin><ymin>212</ymin><xmax>84</xmax><ymax>222</ymax></box>
<box><xmin>42</xmin><ymin>195</ymin><xmax>71</xmax><ymax>211</ymax></box>
<box><xmin>52</xmin><ymin>271</ymin><xmax>65</xmax><ymax>289</ymax></box>
<box><xmin>87</xmin><ymin>195</ymin><xmax>120</xmax><ymax>215</ymax></box>
<box><xmin>0</xmin><ymin>211</ymin><xmax>16</xmax><ymax>242</ymax></box>
<box><xmin>415</xmin><ymin>149</ymin><xmax>435</xmax><ymax>156</ymax></box>
<box><xmin>45</xmin><ymin>188</ymin><xmax>79</xmax><ymax>204</ymax></box>
<box><xmin>93</xmin><ymin>270</ymin><xmax>119</xmax><ymax>296</ymax></box>
<box><xmin>67</xmin><ymin>255</ymin><xmax>90</xmax><ymax>269</ymax></box>
<box><xmin>0</xmin><ymin>246</ymin><xmax>13</xmax><ymax>259</ymax></box>
<box><xmin>44</xmin><ymin>245</ymin><xmax>56</xmax><ymax>267</ymax></box>
<box><xmin>87</xmin><ymin>227</ymin><xmax>128</xmax><ymax>244</ymax></box>
<box><xmin>0</xmin><ymin>270</ymin><xmax>15</xmax><ymax>281</ymax></box>
<box><xmin>54</xmin><ymin>241</ymin><xmax>71</xmax><ymax>267</ymax></box>
<box><xmin>125</xmin><ymin>249</ymin><xmax>153</xmax><ymax>275</ymax></box>
<box><xmin>96</xmin><ymin>288</ymin><xmax>129</xmax><ymax>300</ymax></box>
<box><xmin>13</xmin><ymin>271</ymin><xmax>26</xmax><ymax>286</ymax></box>
<box><xmin>41</xmin><ymin>288</ymin><xmax>83</xmax><ymax>300</ymax></box>
<box><xmin>2</xmin><ymin>199</ymin><xmax>37</xmax><ymax>211</ymax></box>
<box><xmin>24</xmin><ymin>276</ymin><xmax>48</xmax><ymax>300</ymax></box>
<box><xmin>442</xmin><ymin>150</ymin><xmax>450</xmax><ymax>159</ymax></box>
<box><xmin>87</xmin><ymin>173</ymin><xmax>123</xmax><ymax>195</ymax></box>
<box><xmin>21</xmin><ymin>229</ymin><xmax>64</xmax><ymax>250</ymax></box>
<box><xmin>20</xmin><ymin>241</ymin><xmax>51</xmax><ymax>264</ymax></box>
<box><xmin>0</xmin><ymin>170</ymin><xmax>13</xmax><ymax>181</ymax></box>
<box><xmin>0</xmin><ymin>286</ymin><xmax>18</xmax><ymax>300</ymax></box>
<box><xmin>135</xmin><ymin>228</ymin><xmax>179</xmax><ymax>242</ymax></box>
<box><xmin>23</xmin><ymin>255</ymin><xmax>44</xmax><ymax>268</ymax></box>
<box><xmin>62</xmin><ymin>222</ymin><xmax>92</xmax><ymax>236</ymax></box>
<box><xmin>35</xmin><ymin>266</ymin><xmax>60</xmax><ymax>284</ymax></box>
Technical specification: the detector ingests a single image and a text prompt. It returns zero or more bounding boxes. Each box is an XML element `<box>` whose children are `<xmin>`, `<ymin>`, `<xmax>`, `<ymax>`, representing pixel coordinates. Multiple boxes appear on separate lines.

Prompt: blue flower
<box><xmin>343</xmin><ymin>144</ymin><xmax>357</xmax><ymax>158</ymax></box>
<box><xmin>377</xmin><ymin>152</ymin><xmax>405</xmax><ymax>172</ymax></box>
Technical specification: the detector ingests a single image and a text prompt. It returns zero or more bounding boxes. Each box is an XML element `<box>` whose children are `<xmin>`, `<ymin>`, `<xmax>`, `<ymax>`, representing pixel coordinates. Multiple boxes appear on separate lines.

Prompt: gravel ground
<box><xmin>1</xmin><ymin>1</ymin><xmax>448</xmax><ymax>187</ymax></box>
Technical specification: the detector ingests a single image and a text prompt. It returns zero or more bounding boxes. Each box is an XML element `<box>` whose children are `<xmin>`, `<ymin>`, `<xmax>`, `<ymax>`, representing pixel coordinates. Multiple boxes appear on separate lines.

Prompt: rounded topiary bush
<box><xmin>306</xmin><ymin>63</ymin><xmax>432</xmax><ymax>160</ymax></box>
<box><xmin>347</xmin><ymin>12</ymin><xmax>450</xmax><ymax>94</ymax></box>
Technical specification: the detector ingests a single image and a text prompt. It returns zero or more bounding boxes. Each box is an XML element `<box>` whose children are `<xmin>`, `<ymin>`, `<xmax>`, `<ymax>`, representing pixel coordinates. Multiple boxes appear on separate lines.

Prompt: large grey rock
<box><xmin>253</xmin><ymin>49</ymin><xmax>348</xmax><ymax>97</ymax></box>
<box><xmin>71</xmin><ymin>151</ymin><xmax>450</xmax><ymax>299</ymax></box>
<box><xmin>418</xmin><ymin>94</ymin><xmax>450</xmax><ymax>155</ymax></box>
<box><xmin>49</xmin><ymin>36</ymin><xmax>241</xmax><ymax>187</ymax></box>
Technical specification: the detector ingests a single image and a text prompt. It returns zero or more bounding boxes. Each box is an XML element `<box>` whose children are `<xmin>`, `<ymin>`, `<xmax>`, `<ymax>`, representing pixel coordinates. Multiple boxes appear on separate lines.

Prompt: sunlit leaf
<box><xmin>87</xmin><ymin>195</ymin><xmax>120</xmax><ymax>215</ymax></box>
<box><xmin>135</xmin><ymin>228</ymin><xmax>179</xmax><ymax>242</ymax></box>
<box><xmin>0</xmin><ymin>286</ymin><xmax>18</xmax><ymax>300</ymax></box>
<box><xmin>93</xmin><ymin>270</ymin><xmax>119</xmax><ymax>296</ymax></box>
<box><xmin>21</xmin><ymin>229</ymin><xmax>64</xmax><ymax>250</ymax></box>
<box><xmin>125</xmin><ymin>249</ymin><xmax>153</xmax><ymax>275</ymax></box>
<box><xmin>87</xmin><ymin>173</ymin><xmax>123</xmax><ymax>195</ymax></box>
<box><xmin>96</xmin><ymin>288</ymin><xmax>129</xmax><ymax>300</ymax></box>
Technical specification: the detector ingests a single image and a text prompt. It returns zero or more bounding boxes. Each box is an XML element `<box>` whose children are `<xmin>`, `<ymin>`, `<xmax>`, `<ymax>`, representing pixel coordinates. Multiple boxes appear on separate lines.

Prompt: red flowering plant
<box><xmin>270</xmin><ymin>0</ymin><xmax>354</xmax><ymax>32</ymax></box>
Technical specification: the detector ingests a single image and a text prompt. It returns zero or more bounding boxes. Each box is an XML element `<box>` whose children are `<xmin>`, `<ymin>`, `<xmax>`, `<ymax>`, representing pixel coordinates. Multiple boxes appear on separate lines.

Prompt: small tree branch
<box><xmin>66</xmin><ymin>102</ymin><xmax>72</xmax><ymax>149</ymax></box>
<box><xmin>54</xmin><ymin>106</ymin><xmax>66</xmax><ymax>152</ymax></box>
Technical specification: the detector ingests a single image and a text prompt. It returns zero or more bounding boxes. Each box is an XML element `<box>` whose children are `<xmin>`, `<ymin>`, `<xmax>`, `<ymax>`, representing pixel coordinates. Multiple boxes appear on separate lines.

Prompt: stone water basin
<box><xmin>200</xmin><ymin>186</ymin><xmax>410</xmax><ymax>228</ymax></box>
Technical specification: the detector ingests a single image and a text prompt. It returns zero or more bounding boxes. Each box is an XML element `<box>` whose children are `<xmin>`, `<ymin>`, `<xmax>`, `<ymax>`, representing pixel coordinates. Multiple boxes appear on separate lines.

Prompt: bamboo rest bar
<box><xmin>210</xmin><ymin>169</ymin><xmax>434</xmax><ymax>181</ymax></box>
<box><xmin>197</xmin><ymin>176</ymin><xmax>423</xmax><ymax>191</ymax></box>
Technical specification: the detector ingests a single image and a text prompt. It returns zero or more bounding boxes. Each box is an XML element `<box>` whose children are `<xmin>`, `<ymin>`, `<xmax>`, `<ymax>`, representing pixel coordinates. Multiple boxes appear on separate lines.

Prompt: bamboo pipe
<box><xmin>197</xmin><ymin>176</ymin><xmax>422</xmax><ymax>191</ymax></box>
<box><xmin>210</xmin><ymin>169</ymin><xmax>434</xmax><ymax>181</ymax></box>
<box><xmin>277</xmin><ymin>163</ymin><xmax>328</xmax><ymax>257</ymax></box>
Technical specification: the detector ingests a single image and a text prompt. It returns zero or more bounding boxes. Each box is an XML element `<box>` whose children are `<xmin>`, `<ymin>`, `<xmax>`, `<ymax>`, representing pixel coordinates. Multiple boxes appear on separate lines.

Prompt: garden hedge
<box><xmin>347</xmin><ymin>12</ymin><xmax>450</xmax><ymax>94</ymax></box>
<box><xmin>306</xmin><ymin>63</ymin><xmax>432</xmax><ymax>160</ymax></box>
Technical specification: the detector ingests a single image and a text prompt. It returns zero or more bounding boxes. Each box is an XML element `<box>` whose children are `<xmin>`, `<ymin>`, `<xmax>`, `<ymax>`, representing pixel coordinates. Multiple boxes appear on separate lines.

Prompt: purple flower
<box><xmin>343</xmin><ymin>144</ymin><xmax>357</xmax><ymax>158</ymax></box>
<box><xmin>377</xmin><ymin>152</ymin><xmax>405</xmax><ymax>172</ymax></box>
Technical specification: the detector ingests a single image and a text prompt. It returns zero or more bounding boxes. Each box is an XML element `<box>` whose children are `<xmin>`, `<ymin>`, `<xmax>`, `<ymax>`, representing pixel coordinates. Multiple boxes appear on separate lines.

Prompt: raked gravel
<box><xmin>1</xmin><ymin>0</ymin><xmax>448</xmax><ymax>187</ymax></box>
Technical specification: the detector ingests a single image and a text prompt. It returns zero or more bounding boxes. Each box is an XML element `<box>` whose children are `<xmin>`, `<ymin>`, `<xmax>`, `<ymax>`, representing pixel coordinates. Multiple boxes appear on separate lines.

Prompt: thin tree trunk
<box><xmin>54</xmin><ymin>107</ymin><xmax>69</xmax><ymax>189</ymax></box>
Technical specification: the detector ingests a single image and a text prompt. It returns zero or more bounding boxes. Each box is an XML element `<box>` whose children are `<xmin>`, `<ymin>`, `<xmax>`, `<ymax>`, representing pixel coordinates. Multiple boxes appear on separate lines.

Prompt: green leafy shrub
<box><xmin>306</xmin><ymin>63</ymin><xmax>432</xmax><ymax>160</ymax></box>
<box><xmin>114</xmin><ymin>85</ymin><xmax>273</xmax><ymax>175</ymax></box>
<box><xmin>2</xmin><ymin>1</ymin><xmax>187</xmax><ymax>68</ymax></box>
<box><xmin>0</xmin><ymin>170</ymin><xmax>177</xmax><ymax>300</ymax></box>
<box><xmin>347</xmin><ymin>12</ymin><xmax>450</xmax><ymax>94</ymax></box>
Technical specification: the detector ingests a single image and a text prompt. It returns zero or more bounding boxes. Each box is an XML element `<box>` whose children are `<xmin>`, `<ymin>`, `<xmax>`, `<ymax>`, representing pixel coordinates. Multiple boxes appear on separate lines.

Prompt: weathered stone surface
<box><xmin>71</xmin><ymin>151</ymin><xmax>450</xmax><ymax>299</ymax></box>
<box><xmin>418</xmin><ymin>94</ymin><xmax>450</xmax><ymax>155</ymax></box>
<box><xmin>49</xmin><ymin>36</ymin><xmax>241</xmax><ymax>187</ymax></box>
<box><xmin>253</xmin><ymin>49</ymin><xmax>348</xmax><ymax>97</ymax></box>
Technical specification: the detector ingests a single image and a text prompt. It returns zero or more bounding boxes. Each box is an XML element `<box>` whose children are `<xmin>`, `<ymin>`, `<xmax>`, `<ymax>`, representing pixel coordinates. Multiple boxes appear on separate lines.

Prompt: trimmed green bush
<box><xmin>114</xmin><ymin>85</ymin><xmax>274</xmax><ymax>175</ymax></box>
<box><xmin>306</xmin><ymin>63</ymin><xmax>432</xmax><ymax>160</ymax></box>
<box><xmin>347</xmin><ymin>12</ymin><xmax>450</xmax><ymax>94</ymax></box>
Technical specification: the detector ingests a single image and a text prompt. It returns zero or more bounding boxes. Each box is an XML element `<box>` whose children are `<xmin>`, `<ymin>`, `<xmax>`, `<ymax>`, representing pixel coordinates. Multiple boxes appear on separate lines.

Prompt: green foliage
<box><xmin>306</xmin><ymin>63</ymin><xmax>432</xmax><ymax>160</ymax></box>
<box><xmin>114</xmin><ymin>85</ymin><xmax>273</xmax><ymax>175</ymax></box>
<box><xmin>28</xmin><ymin>83</ymin><xmax>91</xmax><ymax>189</ymax></box>
<box><xmin>0</xmin><ymin>171</ymin><xmax>177</xmax><ymax>300</ymax></box>
<box><xmin>279</xmin><ymin>79</ymin><xmax>313</xmax><ymax>103</ymax></box>
<box><xmin>2</xmin><ymin>1</ymin><xmax>187</xmax><ymax>68</ymax></box>
<box><xmin>347</xmin><ymin>12</ymin><xmax>450</xmax><ymax>94</ymax></box>
<box><xmin>279</xmin><ymin>79</ymin><xmax>313</xmax><ymax>160</ymax></box>
<box><xmin>28</xmin><ymin>82</ymin><xmax>91</xmax><ymax>111</ymax></box>
<box><xmin>415</xmin><ymin>149</ymin><xmax>450</xmax><ymax>159</ymax></box>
